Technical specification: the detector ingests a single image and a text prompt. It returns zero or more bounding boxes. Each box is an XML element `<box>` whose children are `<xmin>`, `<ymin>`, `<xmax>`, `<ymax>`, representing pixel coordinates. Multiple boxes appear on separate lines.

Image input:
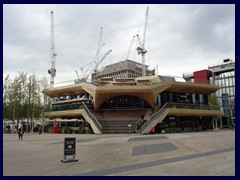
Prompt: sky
<box><xmin>3</xmin><ymin>4</ymin><xmax>235</xmax><ymax>86</ymax></box>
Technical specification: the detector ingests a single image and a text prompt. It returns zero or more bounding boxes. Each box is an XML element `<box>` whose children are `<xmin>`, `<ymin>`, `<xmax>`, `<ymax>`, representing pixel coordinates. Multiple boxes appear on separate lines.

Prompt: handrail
<box><xmin>138</xmin><ymin>102</ymin><xmax>220</xmax><ymax>134</ymax></box>
<box><xmin>51</xmin><ymin>103</ymin><xmax>84</xmax><ymax>111</ymax></box>
<box><xmin>159</xmin><ymin>102</ymin><xmax>220</xmax><ymax>110</ymax></box>
<box><xmin>138</xmin><ymin>103</ymin><xmax>169</xmax><ymax>134</ymax></box>
<box><xmin>82</xmin><ymin>102</ymin><xmax>102</xmax><ymax>132</ymax></box>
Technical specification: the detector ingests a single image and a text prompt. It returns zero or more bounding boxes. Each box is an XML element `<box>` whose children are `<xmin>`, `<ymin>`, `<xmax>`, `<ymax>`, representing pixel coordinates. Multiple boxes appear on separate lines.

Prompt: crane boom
<box><xmin>136</xmin><ymin>34</ymin><xmax>142</xmax><ymax>54</ymax></box>
<box><xmin>142</xmin><ymin>7</ymin><xmax>149</xmax><ymax>47</ymax></box>
<box><xmin>48</xmin><ymin>11</ymin><xmax>57</xmax><ymax>88</ymax></box>
<box><xmin>96</xmin><ymin>27</ymin><xmax>104</xmax><ymax>63</ymax></box>
<box><xmin>75</xmin><ymin>71</ymin><xmax>80</xmax><ymax>80</ymax></box>
<box><xmin>95</xmin><ymin>43</ymin><xmax>105</xmax><ymax>62</ymax></box>
<box><xmin>84</xmin><ymin>50</ymin><xmax>112</xmax><ymax>82</ymax></box>
<box><xmin>75</xmin><ymin>27</ymin><xmax>108</xmax><ymax>84</ymax></box>
<box><xmin>136</xmin><ymin>7</ymin><xmax>149</xmax><ymax>77</ymax></box>
<box><xmin>126</xmin><ymin>36</ymin><xmax>135</xmax><ymax>60</ymax></box>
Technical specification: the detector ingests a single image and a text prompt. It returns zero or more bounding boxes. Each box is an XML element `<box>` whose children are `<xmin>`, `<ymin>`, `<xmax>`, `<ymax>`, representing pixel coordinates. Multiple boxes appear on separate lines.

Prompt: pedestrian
<box><xmin>6</xmin><ymin>124</ymin><xmax>10</xmax><ymax>133</ymax></box>
<box><xmin>18</xmin><ymin>125</ymin><xmax>24</xmax><ymax>140</ymax></box>
<box><xmin>38</xmin><ymin>126</ymin><xmax>42</xmax><ymax>135</ymax></box>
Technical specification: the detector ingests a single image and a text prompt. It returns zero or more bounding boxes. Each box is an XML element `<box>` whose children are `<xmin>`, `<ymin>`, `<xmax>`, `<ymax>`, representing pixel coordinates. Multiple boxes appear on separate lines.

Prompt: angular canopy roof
<box><xmin>42</xmin><ymin>76</ymin><xmax>219</xmax><ymax>109</ymax></box>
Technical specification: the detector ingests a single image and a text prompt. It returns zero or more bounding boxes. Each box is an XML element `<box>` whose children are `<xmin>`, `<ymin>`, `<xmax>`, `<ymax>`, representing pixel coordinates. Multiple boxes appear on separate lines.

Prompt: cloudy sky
<box><xmin>3</xmin><ymin>4</ymin><xmax>235</xmax><ymax>85</ymax></box>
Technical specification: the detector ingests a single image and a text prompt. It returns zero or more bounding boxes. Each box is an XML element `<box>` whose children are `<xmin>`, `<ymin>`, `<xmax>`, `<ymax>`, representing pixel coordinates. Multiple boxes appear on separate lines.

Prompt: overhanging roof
<box><xmin>42</xmin><ymin>76</ymin><xmax>219</xmax><ymax>110</ymax></box>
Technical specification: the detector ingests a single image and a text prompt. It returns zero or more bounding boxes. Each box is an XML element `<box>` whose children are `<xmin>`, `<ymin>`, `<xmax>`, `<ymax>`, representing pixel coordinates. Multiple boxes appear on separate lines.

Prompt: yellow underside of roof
<box><xmin>42</xmin><ymin>77</ymin><xmax>219</xmax><ymax>110</ymax></box>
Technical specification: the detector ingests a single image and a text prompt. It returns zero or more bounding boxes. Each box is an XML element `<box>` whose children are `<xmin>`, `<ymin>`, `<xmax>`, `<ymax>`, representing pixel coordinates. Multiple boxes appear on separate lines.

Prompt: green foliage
<box><xmin>209</xmin><ymin>94</ymin><xmax>220</xmax><ymax>107</ymax></box>
<box><xmin>3</xmin><ymin>72</ymin><xmax>49</xmax><ymax>121</ymax></box>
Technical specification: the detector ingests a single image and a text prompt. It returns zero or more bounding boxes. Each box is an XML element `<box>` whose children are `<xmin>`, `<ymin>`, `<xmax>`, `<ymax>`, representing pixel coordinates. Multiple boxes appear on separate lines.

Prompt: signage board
<box><xmin>61</xmin><ymin>137</ymin><xmax>78</xmax><ymax>163</ymax></box>
<box><xmin>64</xmin><ymin>137</ymin><xmax>76</xmax><ymax>156</ymax></box>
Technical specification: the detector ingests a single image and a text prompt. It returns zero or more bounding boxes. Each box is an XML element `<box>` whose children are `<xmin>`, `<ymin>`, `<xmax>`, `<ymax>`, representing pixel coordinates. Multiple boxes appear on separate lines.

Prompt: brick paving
<box><xmin>3</xmin><ymin>130</ymin><xmax>235</xmax><ymax>176</ymax></box>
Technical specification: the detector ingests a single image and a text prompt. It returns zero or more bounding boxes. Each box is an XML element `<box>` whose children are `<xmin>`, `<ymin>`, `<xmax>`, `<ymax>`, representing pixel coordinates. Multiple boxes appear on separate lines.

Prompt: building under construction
<box><xmin>91</xmin><ymin>59</ymin><xmax>155</xmax><ymax>83</ymax></box>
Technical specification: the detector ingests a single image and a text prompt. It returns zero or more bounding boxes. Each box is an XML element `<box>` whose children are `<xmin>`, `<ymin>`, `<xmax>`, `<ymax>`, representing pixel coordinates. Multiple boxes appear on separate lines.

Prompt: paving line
<box><xmin>72</xmin><ymin>147</ymin><xmax>235</xmax><ymax>176</ymax></box>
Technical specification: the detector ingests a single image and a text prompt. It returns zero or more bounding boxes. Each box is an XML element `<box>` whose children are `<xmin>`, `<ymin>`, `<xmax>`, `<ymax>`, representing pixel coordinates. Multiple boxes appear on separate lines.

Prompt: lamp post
<box><xmin>27</xmin><ymin>76</ymin><xmax>32</xmax><ymax>133</ymax></box>
<box><xmin>42</xmin><ymin>85</ymin><xmax>47</xmax><ymax>135</ymax></box>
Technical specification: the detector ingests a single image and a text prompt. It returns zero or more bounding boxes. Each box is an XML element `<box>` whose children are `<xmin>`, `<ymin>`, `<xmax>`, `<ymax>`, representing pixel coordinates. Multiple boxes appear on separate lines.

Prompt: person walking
<box><xmin>38</xmin><ymin>126</ymin><xmax>42</xmax><ymax>135</ymax></box>
<box><xmin>18</xmin><ymin>125</ymin><xmax>24</xmax><ymax>140</ymax></box>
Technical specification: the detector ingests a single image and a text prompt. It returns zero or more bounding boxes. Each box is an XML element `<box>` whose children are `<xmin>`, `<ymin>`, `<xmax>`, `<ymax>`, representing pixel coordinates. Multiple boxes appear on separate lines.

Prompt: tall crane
<box><xmin>48</xmin><ymin>11</ymin><xmax>57</xmax><ymax>88</ymax></box>
<box><xmin>126</xmin><ymin>36</ymin><xmax>135</xmax><ymax>60</ymax></box>
<box><xmin>136</xmin><ymin>7</ymin><xmax>149</xmax><ymax>77</ymax></box>
<box><xmin>75</xmin><ymin>70</ymin><xmax>80</xmax><ymax>81</ymax></box>
<box><xmin>75</xmin><ymin>50</ymin><xmax>112</xmax><ymax>83</ymax></box>
<box><xmin>95</xmin><ymin>27</ymin><xmax>105</xmax><ymax>63</ymax></box>
<box><xmin>83</xmin><ymin>49</ymin><xmax>112</xmax><ymax>82</ymax></box>
<box><xmin>75</xmin><ymin>27</ymin><xmax>105</xmax><ymax>80</ymax></box>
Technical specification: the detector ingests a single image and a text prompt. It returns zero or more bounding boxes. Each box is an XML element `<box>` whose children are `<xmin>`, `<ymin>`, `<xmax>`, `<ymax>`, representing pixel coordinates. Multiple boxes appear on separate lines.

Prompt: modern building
<box><xmin>183</xmin><ymin>59</ymin><xmax>235</xmax><ymax>127</ymax></box>
<box><xmin>91</xmin><ymin>59</ymin><xmax>155</xmax><ymax>83</ymax></box>
<box><xmin>42</xmin><ymin>73</ymin><xmax>223</xmax><ymax>134</ymax></box>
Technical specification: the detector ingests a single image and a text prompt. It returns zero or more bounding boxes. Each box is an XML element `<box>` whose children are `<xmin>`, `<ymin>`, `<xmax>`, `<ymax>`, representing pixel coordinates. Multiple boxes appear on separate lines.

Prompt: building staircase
<box><xmin>92</xmin><ymin>109</ymin><xmax>147</xmax><ymax>134</ymax></box>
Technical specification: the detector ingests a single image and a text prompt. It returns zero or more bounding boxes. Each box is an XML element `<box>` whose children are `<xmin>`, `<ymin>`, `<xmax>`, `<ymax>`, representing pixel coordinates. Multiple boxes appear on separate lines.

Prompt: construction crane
<box><xmin>75</xmin><ymin>27</ymin><xmax>107</xmax><ymax>83</ymax></box>
<box><xmin>126</xmin><ymin>36</ymin><xmax>135</xmax><ymax>60</ymax></box>
<box><xmin>75</xmin><ymin>50</ymin><xmax>112</xmax><ymax>83</ymax></box>
<box><xmin>75</xmin><ymin>70</ymin><xmax>80</xmax><ymax>81</ymax></box>
<box><xmin>136</xmin><ymin>7</ymin><xmax>149</xmax><ymax>77</ymax></box>
<box><xmin>95</xmin><ymin>27</ymin><xmax>105</xmax><ymax>63</ymax></box>
<box><xmin>48</xmin><ymin>11</ymin><xmax>57</xmax><ymax>88</ymax></box>
<box><xmin>75</xmin><ymin>60</ymin><xmax>95</xmax><ymax>84</ymax></box>
<box><xmin>83</xmin><ymin>50</ymin><xmax>112</xmax><ymax>82</ymax></box>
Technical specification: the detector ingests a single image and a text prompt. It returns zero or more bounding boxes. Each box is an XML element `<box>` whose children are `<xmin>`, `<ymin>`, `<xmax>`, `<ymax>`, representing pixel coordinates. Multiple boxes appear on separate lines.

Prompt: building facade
<box><xmin>43</xmin><ymin>75</ymin><xmax>222</xmax><ymax>134</ymax></box>
<box><xmin>91</xmin><ymin>59</ymin><xmax>155</xmax><ymax>83</ymax></box>
<box><xmin>209</xmin><ymin>60</ymin><xmax>235</xmax><ymax>127</ymax></box>
<box><xmin>183</xmin><ymin>59</ymin><xmax>235</xmax><ymax>127</ymax></box>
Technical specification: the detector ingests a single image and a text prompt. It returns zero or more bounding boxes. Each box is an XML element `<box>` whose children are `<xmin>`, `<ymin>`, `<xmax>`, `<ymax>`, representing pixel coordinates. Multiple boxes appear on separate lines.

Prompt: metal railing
<box><xmin>51</xmin><ymin>103</ymin><xmax>84</xmax><ymax>111</ymax></box>
<box><xmin>51</xmin><ymin>102</ymin><xmax>96</xmax><ymax>112</ymax></box>
<box><xmin>166</xmin><ymin>102</ymin><xmax>220</xmax><ymax>110</ymax></box>
<box><xmin>82</xmin><ymin>102</ymin><xmax>102</xmax><ymax>132</ymax></box>
<box><xmin>138</xmin><ymin>103</ymin><xmax>169</xmax><ymax>134</ymax></box>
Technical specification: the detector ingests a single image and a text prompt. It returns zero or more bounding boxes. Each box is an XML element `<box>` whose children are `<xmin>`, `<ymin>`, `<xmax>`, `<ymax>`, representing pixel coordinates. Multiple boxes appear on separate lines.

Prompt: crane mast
<box><xmin>48</xmin><ymin>11</ymin><xmax>57</xmax><ymax>88</ymax></box>
<box><xmin>85</xmin><ymin>49</ymin><xmax>112</xmax><ymax>82</ymax></box>
<box><xmin>96</xmin><ymin>27</ymin><xmax>104</xmax><ymax>63</ymax></box>
<box><xmin>136</xmin><ymin>7</ymin><xmax>149</xmax><ymax>77</ymax></box>
<box><xmin>75</xmin><ymin>27</ymin><xmax>105</xmax><ymax>83</ymax></box>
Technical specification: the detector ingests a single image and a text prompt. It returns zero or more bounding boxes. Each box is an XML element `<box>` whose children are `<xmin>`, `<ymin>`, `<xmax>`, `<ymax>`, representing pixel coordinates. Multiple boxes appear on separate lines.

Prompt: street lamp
<box><xmin>27</xmin><ymin>76</ymin><xmax>32</xmax><ymax>133</ymax></box>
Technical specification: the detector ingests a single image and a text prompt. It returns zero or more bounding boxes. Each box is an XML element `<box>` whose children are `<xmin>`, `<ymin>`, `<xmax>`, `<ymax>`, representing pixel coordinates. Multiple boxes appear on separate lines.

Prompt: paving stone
<box><xmin>3</xmin><ymin>130</ymin><xmax>235</xmax><ymax>176</ymax></box>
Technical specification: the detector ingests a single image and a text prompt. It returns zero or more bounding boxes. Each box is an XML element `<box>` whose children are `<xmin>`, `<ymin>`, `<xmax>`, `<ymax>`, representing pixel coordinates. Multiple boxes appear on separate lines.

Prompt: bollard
<box><xmin>152</xmin><ymin>127</ymin><xmax>155</xmax><ymax>134</ymax></box>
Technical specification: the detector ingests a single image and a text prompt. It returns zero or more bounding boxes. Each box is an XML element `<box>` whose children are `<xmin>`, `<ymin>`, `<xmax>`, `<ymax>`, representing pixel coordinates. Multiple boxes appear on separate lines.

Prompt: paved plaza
<box><xmin>3</xmin><ymin>129</ymin><xmax>235</xmax><ymax>176</ymax></box>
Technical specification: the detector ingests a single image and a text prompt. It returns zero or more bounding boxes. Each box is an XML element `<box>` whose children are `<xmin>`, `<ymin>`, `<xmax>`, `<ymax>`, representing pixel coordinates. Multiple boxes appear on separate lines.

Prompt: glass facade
<box><xmin>155</xmin><ymin>116</ymin><xmax>212</xmax><ymax>133</ymax></box>
<box><xmin>209</xmin><ymin>62</ymin><xmax>235</xmax><ymax>126</ymax></box>
<box><xmin>157</xmin><ymin>92</ymin><xmax>208</xmax><ymax>108</ymax></box>
<box><xmin>100</xmin><ymin>96</ymin><xmax>151</xmax><ymax>109</ymax></box>
<box><xmin>154</xmin><ymin>91</ymin><xmax>213</xmax><ymax>133</ymax></box>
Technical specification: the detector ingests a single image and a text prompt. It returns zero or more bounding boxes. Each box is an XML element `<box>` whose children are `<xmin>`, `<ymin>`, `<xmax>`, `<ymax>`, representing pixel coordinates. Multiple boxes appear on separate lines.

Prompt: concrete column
<box><xmin>220</xmin><ymin>116</ymin><xmax>223</xmax><ymax>128</ymax></box>
<box><xmin>212</xmin><ymin>119</ymin><xmax>215</xmax><ymax>129</ymax></box>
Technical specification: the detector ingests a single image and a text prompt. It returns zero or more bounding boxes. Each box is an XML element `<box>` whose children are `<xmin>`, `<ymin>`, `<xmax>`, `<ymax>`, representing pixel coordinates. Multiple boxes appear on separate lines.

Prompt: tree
<box><xmin>209</xmin><ymin>94</ymin><xmax>221</xmax><ymax>129</ymax></box>
<box><xmin>3</xmin><ymin>72</ymin><xmax>49</xmax><ymax>132</ymax></box>
<box><xmin>209</xmin><ymin>94</ymin><xmax>220</xmax><ymax>108</ymax></box>
<box><xmin>3</xmin><ymin>75</ymin><xmax>13</xmax><ymax>131</ymax></box>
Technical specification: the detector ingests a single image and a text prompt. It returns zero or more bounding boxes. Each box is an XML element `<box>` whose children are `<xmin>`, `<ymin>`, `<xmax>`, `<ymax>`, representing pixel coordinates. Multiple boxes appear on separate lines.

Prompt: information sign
<box><xmin>64</xmin><ymin>137</ymin><xmax>76</xmax><ymax>156</ymax></box>
<box><xmin>61</xmin><ymin>137</ymin><xmax>78</xmax><ymax>163</ymax></box>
